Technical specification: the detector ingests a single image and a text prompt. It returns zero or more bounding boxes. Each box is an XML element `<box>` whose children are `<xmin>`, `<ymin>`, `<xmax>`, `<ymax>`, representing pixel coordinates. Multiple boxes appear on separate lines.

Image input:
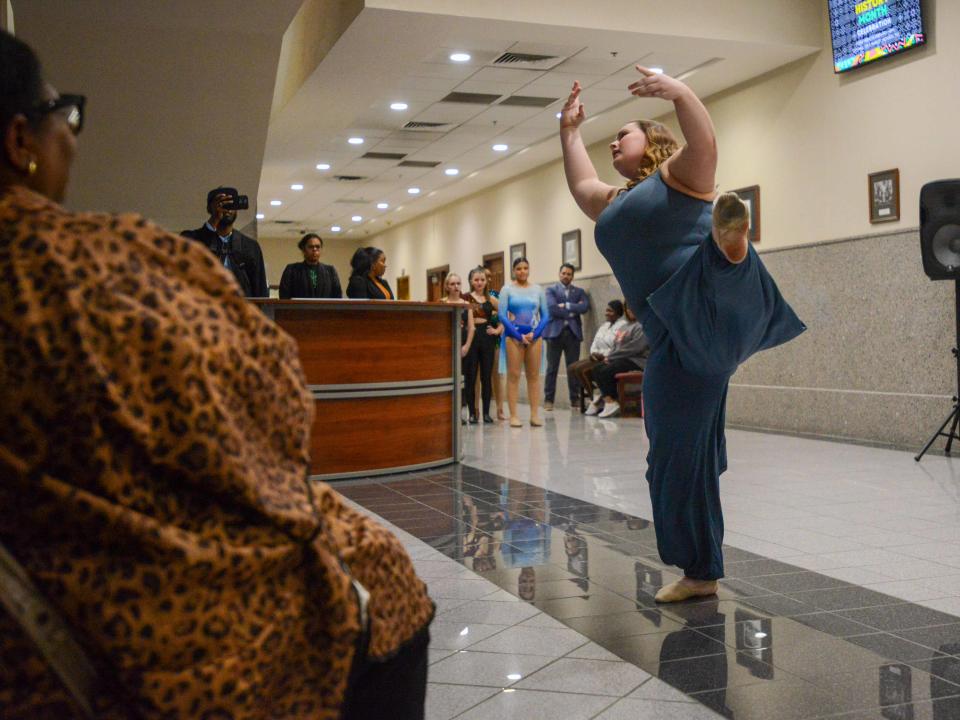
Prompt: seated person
<box><xmin>586</xmin><ymin>303</ymin><xmax>650</xmax><ymax>418</ymax></box>
<box><xmin>279</xmin><ymin>232</ymin><xmax>343</xmax><ymax>298</ymax></box>
<box><xmin>568</xmin><ymin>299</ymin><xmax>626</xmax><ymax>408</ymax></box>
<box><xmin>0</xmin><ymin>30</ymin><xmax>430</xmax><ymax>720</ymax></box>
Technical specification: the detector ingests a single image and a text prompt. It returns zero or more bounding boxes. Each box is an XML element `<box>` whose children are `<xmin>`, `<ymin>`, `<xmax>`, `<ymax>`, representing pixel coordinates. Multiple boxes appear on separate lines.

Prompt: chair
<box><xmin>615</xmin><ymin>370</ymin><xmax>644</xmax><ymax>417</ymax></box>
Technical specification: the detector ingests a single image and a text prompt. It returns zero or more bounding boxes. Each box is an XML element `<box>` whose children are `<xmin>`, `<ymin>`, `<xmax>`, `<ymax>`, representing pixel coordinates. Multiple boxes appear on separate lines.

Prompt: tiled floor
<box><xmin>335</xmin><ymin>406</ymin><xmax>960</xmax><ymax>719</ymax></box>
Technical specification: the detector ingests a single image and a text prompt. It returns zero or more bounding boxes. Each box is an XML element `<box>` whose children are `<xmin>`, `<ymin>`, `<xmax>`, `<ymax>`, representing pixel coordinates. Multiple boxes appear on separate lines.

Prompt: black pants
<box><xmin>463</xmin><ymin>329</ymin><xmax>497</xmax><ymax>417</ymax></box>
<box><xmin>544</xmin><ymin>327</ymin><xmax>582</xmax><ymax>403</ymax></box>
<box><xmin>342</xmin><ymin>627</ymin><xmax>430</xmax><ymax>720</ymax></box>
<box><xmin>593</xmin><ymin>358</ymin><xmax>641</xmax><ymax>399</ymax></box>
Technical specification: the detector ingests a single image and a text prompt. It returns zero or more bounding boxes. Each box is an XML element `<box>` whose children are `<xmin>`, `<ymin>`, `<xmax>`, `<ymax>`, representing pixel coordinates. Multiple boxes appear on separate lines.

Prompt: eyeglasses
<box><xmin>26</xmin><ymin>94</ymin><xmax>86</xmax><ymax>135</ymax></box>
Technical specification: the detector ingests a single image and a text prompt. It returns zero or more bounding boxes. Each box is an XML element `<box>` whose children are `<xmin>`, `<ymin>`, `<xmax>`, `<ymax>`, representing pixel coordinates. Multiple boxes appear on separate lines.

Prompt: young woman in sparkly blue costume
<box><xmin>560</xmin><ymin>67</ymin><xmax>805</xmax><ymax>602</ymax></box>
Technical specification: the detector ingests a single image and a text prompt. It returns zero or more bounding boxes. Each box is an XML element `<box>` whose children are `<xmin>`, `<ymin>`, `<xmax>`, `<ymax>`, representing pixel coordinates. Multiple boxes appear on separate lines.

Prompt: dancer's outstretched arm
<box><xmin>628</xmin><ymin>66</ymin><xmax>717</xmax><ymax>195</ymax></box>
<box><xmin>559</xmin><ymin>82</ymin><xmax>619</xmax><ymax>221</ymax></box>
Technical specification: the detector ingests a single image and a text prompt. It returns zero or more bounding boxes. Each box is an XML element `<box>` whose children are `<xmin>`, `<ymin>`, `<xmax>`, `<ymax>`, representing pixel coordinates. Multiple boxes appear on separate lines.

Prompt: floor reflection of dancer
<box><xmin>559</xmin><ymin>67</ymin><xmax>805</xmax><ymax>602</ymax></box>
<box><xmin>498</xmin><ymin>257</ymin><xmax>550</xmax><ymax>428</ymax></box>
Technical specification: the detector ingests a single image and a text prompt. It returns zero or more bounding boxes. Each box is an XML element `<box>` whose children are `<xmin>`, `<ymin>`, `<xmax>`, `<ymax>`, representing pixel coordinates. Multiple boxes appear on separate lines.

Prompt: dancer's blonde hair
<box><xmin>622</xmin><ymin>120</ymin><xmax>681</xmax><ymax>192</ymax></box>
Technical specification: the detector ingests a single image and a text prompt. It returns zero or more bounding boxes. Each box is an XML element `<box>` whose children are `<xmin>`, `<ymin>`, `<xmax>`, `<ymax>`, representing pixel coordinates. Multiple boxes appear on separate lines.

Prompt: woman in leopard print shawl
<box><xmin>0</xmin><ymin>29</ymin><xmax>432</xmax><ymax>719</ymax></box>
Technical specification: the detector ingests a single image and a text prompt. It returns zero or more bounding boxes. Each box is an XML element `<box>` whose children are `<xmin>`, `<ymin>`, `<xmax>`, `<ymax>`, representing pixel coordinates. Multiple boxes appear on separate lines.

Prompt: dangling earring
<box><xmin>27</xmin><ymin>159</ymin><xmax>38</xmax><ymax>176</ymax></box>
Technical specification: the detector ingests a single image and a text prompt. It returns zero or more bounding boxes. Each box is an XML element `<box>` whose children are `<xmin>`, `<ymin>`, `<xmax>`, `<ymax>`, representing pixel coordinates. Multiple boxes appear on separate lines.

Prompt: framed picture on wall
<box><xmin>562</xmin><ymin>229</ymin><xmax>582</xmax><ymax>270</ymax></box>
<box><xmin>509</xmin><ymin>242</ymin><xmax>526</xmax><ymax>278</ymax></box>
<box><xmin>731</xmin><ymin>185</ymin><xmax>761</xmax><ymax>244</ymax></box>
<box><xmin>869</xmin><ymin>168</ymin><xmax>900</xmax><ymax>223</ymax></box>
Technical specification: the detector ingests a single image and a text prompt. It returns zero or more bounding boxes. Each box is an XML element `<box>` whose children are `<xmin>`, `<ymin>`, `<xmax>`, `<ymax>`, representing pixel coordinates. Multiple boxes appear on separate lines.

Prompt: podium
<box><xmin>254</xmin><ymin>299</ymin><xmax>462</xmax><ymax>480</ymax></box>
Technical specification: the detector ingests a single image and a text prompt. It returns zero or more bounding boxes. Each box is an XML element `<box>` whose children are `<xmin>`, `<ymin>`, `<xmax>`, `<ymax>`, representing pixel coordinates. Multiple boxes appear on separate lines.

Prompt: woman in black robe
<box><xmin>279</xmin><ymin>232</ymin><xmax>343</xmax><ymax>298</ymax></box>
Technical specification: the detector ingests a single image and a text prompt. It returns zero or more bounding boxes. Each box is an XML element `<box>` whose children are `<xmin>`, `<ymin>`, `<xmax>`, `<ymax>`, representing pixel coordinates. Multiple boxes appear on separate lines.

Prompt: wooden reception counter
<box><xmin>254</xmin><ymin>300</ymin><xmax>461</xmax><ymax>481</ymax></box>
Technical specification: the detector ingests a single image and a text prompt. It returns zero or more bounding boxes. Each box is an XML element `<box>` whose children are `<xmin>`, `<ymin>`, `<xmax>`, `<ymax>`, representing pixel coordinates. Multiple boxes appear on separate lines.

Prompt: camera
<box><xmin>224</xmin><ymin>194</ymin><xmax>249</xmax><ymax>211</ymax></box>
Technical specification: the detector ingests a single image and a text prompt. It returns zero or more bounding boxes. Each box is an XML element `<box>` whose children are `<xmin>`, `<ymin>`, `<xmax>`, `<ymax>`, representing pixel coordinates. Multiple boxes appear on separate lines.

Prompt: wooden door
<box><xmin>426</xmin><ymin>265</ymin><xmax>449</xmax><ymax>302</ymax></box>
<box><xmin>396</xmin><ymin>275</ymin><xmax>410</xmax><ymax>300</ymax></box>
<box><xmin>483</xmin><ymin>252</ymin><xmax>505</xmax><ymax>293</ymax></box>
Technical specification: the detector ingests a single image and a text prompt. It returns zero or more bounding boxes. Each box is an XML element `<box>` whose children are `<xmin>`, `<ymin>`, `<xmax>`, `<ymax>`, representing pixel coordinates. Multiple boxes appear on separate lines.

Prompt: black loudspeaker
<box><xmin>921</xmin><ymin>179</ymin><xmax>960</xmax><ymax>280</ymax></box>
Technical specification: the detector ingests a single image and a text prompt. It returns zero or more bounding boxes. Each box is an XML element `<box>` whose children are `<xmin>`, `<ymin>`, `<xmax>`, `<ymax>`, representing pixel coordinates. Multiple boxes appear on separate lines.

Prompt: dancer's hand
<box><xmin>522</xmin><ymin>332</ymin><xmax>533</xmax><ymax>345</ymax></box>
<box><xmin>627</xmin><ymin>66</ymin><xmax>689</xmax><ymax>102</ymax></box>
<box><xmin>559</xmin><ymin>81</ymin><xmax>586</xmax><ymax>130</ymax></box>
<box><xmin>461</xmin><ymin>344</ymin><xmax>469</xmax><ymax>358</ymax></box>
<box><xmin>486</xmin><ymin>325</ymin><xmax>499</xmax><ymax>335</ymax></box>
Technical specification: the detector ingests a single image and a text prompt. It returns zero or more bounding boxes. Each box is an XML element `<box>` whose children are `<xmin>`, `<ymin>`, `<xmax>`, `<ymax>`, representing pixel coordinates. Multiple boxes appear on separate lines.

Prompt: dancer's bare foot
<box><xmin>509</xmin><ymin>417</ymin><xmax>523</xmax><ymax>428</ymax></box>
<box><xmin>530</xmin><ymin>417</ymin><xmax>543</xmax><ymax>427</ymax></box>
<box><xmin>497</xmin><ymin>408</ymin><xmax>507</xmax><ymax>420</ymax></box>
<box><xmin>712</xmin><ymin>192</ymin><xmax>749</xmax><ymax>264</ymax></box>
<box><xmin>655</xmin><ymin>577</ymin><xmax>718</xmax><ymax>603</ymax></box>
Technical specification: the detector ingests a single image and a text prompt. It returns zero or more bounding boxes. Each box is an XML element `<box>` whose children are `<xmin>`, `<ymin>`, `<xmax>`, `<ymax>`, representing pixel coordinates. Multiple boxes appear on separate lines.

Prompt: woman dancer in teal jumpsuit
<box><xmin>560</xmin><ymin>67</ymin><xmax>805</xmax><ymax>602</ymax></box>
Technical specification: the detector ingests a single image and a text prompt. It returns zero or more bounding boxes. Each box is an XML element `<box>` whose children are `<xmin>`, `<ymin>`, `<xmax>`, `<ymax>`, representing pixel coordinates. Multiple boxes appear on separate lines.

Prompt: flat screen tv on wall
<box><xmin>829</xmin><ymin>0</ymin><xmax>925</xmax><ymax>73</ymax></box>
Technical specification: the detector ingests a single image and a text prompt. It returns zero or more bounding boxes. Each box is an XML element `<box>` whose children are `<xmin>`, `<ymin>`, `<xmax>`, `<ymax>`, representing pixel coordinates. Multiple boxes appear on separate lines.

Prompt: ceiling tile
<box><xmin>463</xmin><ymin>66</ymin><xmax>545</xmax><ymax>86</ymax></box>
<box><xmin>555</xmin><ymin>47</ymin><xmax>639</xmax><ymax>76</ymax></box>
<box><xmin>415</xmin><ymin>102</ymin><xmax>486</xmax><ymax>124</ymax></box>
<box><xmin>398</xmin><ymin>75</ymin><xmax>459</xmax><ymax>92</ymax></box>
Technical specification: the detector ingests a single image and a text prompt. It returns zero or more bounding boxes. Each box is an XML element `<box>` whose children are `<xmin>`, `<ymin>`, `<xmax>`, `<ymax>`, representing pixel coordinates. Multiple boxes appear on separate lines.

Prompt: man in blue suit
<box><xmin>543</xmin><ymin>263</ymin><xmax>590</xmax><ymax>410</ymax></box>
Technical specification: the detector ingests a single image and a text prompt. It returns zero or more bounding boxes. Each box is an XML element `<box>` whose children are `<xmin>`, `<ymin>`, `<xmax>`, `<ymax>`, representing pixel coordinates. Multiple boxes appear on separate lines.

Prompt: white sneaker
<box><xmin>598</xmin><ymin>401</ymin><xmax>620</xmax><ymax>418</ymax></box>
<box><xmin>584</xmin><ymin>399</ymin><xmax>601</xmax><ymax>416</ymax></box>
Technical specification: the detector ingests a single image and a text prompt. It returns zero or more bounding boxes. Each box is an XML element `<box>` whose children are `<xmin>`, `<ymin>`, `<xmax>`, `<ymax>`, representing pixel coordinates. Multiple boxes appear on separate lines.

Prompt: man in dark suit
<box><xmin>543</xmin><ymin>262</ymin><xmax>589</xmax><ymax>410</ymax></box>
<box><xmin>181</xmin><ymin>186</ymin><xmax>268</xmax><ymax>298</ymax></box>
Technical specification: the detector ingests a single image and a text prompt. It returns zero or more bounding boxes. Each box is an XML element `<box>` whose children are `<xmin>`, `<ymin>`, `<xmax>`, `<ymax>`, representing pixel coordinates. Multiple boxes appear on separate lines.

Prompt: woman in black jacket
<box><xmin>278</xmin><ymin>233</ymin><xmax>343</xmax><ymax>299</ymax></box>
<box><xmin>346</xmin><ymin>246</ymin><xmax>394</xmax><ymax>299</ymax></box>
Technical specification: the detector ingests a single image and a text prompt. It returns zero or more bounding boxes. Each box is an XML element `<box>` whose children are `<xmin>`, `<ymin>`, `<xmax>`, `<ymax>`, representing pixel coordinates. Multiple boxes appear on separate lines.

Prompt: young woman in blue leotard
<box><xmin>498</xmin><ymin>257</ymin><xmax>550</xmax><ymax>428</ymax></box>
<box><xmin>559</xmin><ymin>67</ymin><xmax>805</xmax><ymax>602</ymax></box>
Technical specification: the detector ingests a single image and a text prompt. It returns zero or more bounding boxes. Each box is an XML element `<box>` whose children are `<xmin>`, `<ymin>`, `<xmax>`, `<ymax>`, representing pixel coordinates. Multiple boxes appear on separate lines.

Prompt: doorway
<box><xmin>426</xmin><ymin>265</ymin><xmax>449</xmax><ymax>302</ymax></box>
<box><xmin>482</xmin><ymin>252</ymin><xmax>505</xmax><ymax>294</ymax></box>
<box><xmin>396</xmin><ymin>275</ymin><xmax>410</xmax><ymax>301</ymax></box>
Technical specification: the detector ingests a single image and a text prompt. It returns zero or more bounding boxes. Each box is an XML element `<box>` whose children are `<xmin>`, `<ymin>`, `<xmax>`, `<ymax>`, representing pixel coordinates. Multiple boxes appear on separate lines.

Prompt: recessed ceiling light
<box><xmin>506</xmin><ymin>674</ymin><xmax>522</xmax><ymax>681</ymax></box>
<box><xmin>255</xmin><ymin>213</ymin><xmax>265</xmax><ymax>220</ymax></box>
<box><xmin>492</xmin><ymin>143</ymin><xmax>508</xmax><ymax>152</ymax></box>
<box><xmin>331</xmin><ymin>225</ymin><xmax>341</xmax><ymax>232</ymax></box>
<box><xmin>290</xmin><ymin>184</ymin><xmax>303</xmax><ymax>191</ymax></box>
<box><xmin>390</xmin><ymin>102</ymin><xmax>408</xmax><ymax>111</ymax></box>
<box><xmin>650</xmin><ymin>67</ymin><xmax>665</xmax><ymax>74</ymax></box>
<box><xmin>556</xmin><ymin>112</ymin><xmax>562</xmax><ymax>119</ymax></box>
<box><xmin>450</xmin><ymin>52</ymin><xmax>471</xmax><ymax>62</ymax></box>
<box><xmin>445</xmin><ymin>168</ymin><xmax>460</xmax><ymax>176</ymax></box>
<box><xmin>407</xmin><ymin>187</ymin><xmax>421</xmax><ymax>195</ymax></box>
<box><xmin>377</xmin><ymin>202</ymin><xmax>389</xmax><ymax>209</ymax></box>
<box><xmin>351</xmin><ymin>215</ymin><xmax>362</xmax><ymax>222</ymax></box>
<box><xmin>348</xmin><ymin>137</ymin><xmax>364</xmax><ymax>145</ymax></box>
<box><xmin>270</xmin><ymin>200</ymin><xmax>282</xmax><ymax>206</ymax></box>
<box><xmin>316</xmin><ymin>163</ymin><xmax>331</xmax><ymax>170</ymax></box>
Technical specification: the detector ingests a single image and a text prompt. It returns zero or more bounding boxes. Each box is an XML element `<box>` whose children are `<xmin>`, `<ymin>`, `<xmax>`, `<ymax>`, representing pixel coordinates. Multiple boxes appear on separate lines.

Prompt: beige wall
<box><xmin>259</xmin><ymin>233</ymin><xmax>361</xmax><ymax>293</ymax></box>
<box><xmin>370</xmin><ymin>3</ymin><xmax>954</xmax><ymax>299</ymax></box>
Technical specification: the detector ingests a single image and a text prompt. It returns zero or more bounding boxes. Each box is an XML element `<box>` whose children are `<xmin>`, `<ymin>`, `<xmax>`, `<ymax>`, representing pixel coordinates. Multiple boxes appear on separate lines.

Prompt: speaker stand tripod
<box><xmin>916</xmin><ymin>278</ymin><xmax>960</xmax><ymax>461</ymax></box>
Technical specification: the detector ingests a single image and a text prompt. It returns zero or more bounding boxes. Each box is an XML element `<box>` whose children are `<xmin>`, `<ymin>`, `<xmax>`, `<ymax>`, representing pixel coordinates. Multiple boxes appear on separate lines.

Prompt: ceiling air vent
<box><xmin>441</xmin><ymin>91</ymin><xmax>501</xmax><ymax>105</ymax></box>
<box><xmin>490</xmin><ymin>52</ymin><xmax>564</xmax><ymax>70</ymax></box>
<box><xmin>274</xmin><ymin>220</ymin><xmax>295</xmax><ymax>224</ymax></box>
<box><xmin>333</xmin><ymin>175</ymin><xmax>366</xmax><ymax>182</ymax></box>
<box><xmin>404</xmin><ymin>121</ymin><xmax>450</xmax><ymax>129</ymax></box>
<box><xmin>335</xmin><ymin>198</ymin><xmax>369</xmax><ymax>205</ymax></box>
<box><xmin>361</xmin><ymin>151</ymin><xmax>407</xmax><ymax>160</ymax></box>
<box><xmin>499</xmin><ymin>95</ymin><xmax>559</xmax><ymax>108</ymax></box>
<box><xmin>398</xmin><ymin>160</ymin><xmax>441</xmax><ymax>168</ymax></box>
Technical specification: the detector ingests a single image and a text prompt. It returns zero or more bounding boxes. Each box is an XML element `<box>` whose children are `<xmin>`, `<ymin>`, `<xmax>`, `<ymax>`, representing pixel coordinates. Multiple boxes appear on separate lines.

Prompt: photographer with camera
<box><xmin>182</xmin><ymin>186</ymin><xmax>268</xmax><ymax>297</ymax></box>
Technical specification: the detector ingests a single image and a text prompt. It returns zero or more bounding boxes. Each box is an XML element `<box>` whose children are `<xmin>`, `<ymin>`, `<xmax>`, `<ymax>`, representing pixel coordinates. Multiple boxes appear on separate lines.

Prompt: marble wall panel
<box><xmin>517</xmin><ymin>229</ymin><xmax>957</xmax><ymax>450</ymax></box>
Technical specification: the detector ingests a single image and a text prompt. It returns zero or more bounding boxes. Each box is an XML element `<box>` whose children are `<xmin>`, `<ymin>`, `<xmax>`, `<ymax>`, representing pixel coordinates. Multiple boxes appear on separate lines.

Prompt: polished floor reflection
<box><xmin>337</xmin><ymin>464</ymin><xmax>960</xmax><ymax>719</ymax></box>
